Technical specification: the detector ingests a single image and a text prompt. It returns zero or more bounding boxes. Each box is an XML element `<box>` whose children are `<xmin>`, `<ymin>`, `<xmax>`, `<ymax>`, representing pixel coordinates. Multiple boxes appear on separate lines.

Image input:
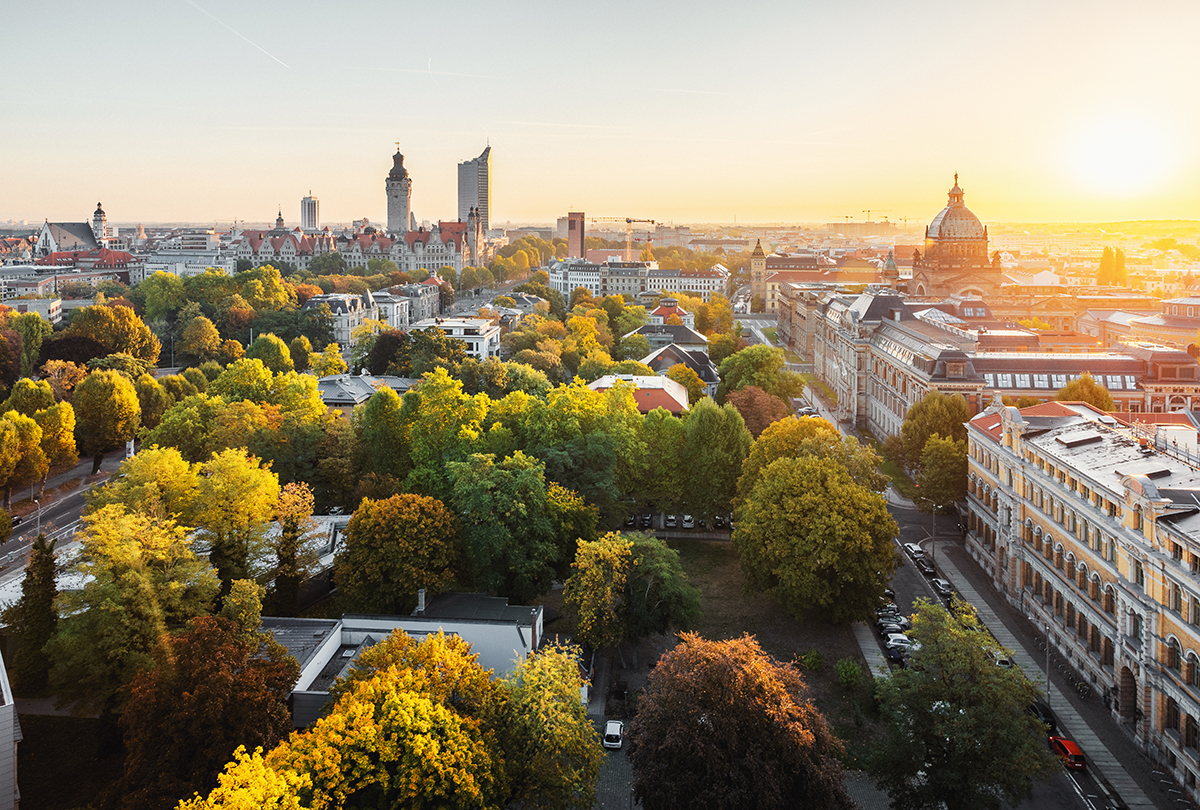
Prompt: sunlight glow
<box><xmin>1067</xmin><ymin>120</ymin><xmax>1174</xmax><ymax>196</ymax></box>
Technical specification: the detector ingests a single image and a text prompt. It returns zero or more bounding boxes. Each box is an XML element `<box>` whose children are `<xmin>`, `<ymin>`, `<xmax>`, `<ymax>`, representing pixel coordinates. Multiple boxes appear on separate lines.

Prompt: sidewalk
<box><xmin>931</xmin><ymin>536</ymin><xmax>1165</xmax><ymax>810</ymax></box>
<box><xmin>7</xmin><ymin>453</ymin><xmax>124</xmax><ymax>521</ymax></box>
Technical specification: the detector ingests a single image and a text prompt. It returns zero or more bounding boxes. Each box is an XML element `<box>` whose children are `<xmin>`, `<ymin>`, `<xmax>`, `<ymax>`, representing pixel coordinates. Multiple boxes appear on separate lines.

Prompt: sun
<box><xmin>1066</xmin><ymin>120</ymin><xmax>1174</xmax><ymax>196</ymax></box>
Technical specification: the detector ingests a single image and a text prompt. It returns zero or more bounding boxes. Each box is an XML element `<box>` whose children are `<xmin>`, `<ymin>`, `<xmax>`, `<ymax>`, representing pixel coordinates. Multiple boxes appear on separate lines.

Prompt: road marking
<box><xmin>1067</xmin><ymin>772</ymin><xmax>1098</xmax><ymax>810</ymax></box>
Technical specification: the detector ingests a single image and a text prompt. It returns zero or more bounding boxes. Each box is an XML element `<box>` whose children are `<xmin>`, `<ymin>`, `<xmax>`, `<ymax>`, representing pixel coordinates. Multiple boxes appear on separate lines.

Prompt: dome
<box><xmin>94</xmin><ymin>202</ymin><xmax>105</xmax><ymax>218</ymax></box>
<box><xmin>926</xmin><ymin>175</ymin><xmax>985</xmax><ymax>240</ymax></box>
<box><xmin>388</xmin><ymin>151</ymin><xmax>409</xmax><ymax>180</ymax></box>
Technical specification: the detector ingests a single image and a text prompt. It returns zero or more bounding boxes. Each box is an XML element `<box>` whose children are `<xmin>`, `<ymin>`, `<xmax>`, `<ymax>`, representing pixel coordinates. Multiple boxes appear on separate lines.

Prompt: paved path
<box><xmin>851</xmin><ymin>621</ymin><xmax>890</xmax><ymax>680</ymax></box>
<box><xmin>932</xmin><ymin>537</ymin><xmax>1156</xmax><ymax>810</ymax></box>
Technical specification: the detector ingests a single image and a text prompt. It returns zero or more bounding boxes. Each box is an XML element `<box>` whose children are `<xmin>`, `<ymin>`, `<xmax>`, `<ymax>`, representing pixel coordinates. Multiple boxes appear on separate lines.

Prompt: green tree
<box><xmin>354</xmin><ymin>387</ymin><xmax>411</xmax><ymax>480</ymax></box>
<box><xmin>268</xmin><ymin>482</ymin><xmax>318</xmax><ymax>616</ymax></box>
<box><xmin>65</xmin><ymin>304</ymin><xmax>161</xmax><ymax>366</ymax></box>
<box><xmin>735</xmin><ymin>456</ymin><xmax>897</xmax><ymax>623</ymax></box>
<box><xmin>287</xmin><ymin>336</ymin><xmax>312</xmax><ymax>372</ymax></box>
<box><xmin>179</xmin><ymin>316</ymin><xmax>222</xmax><ymax>366</ymax></box>
<box><xmin>116</xmin><ymin>614</ymin><xmax>299</xmax><ymax>810</ymax></box>
<box><xmin>2</xmin><ymin>377</ymin><xmax>54</xmax><ymax>416</ymax></box>
<box><xmin>2</xmin><ymin>533</ymin><xmax>58</xmax><ymax>694</ymax></box>
<box><xmin>872</xmin><ymin>600</ymin><xmax>1061</xmax><ymax>810</ymax></box>
<box><xmin>564</xmin><ymin>533</ymin><xmax>632</xmax><ymax>653</ymax></box>
<box><xmin>900</xmin><ymin>390</ymin><xmax>970</xmax><ymax>469</ymax></box>
<box><xmin>679</xmin><ymin>398</ymin><xmax>752</xmax><ymax>519</ymax></box>
<box><xmin>193</xmin><ymin>449</ymin><xmax>281</xmax><ymax>590</ymax></box>
<box><xmin>87</xmin><ymin>351</ymin><xmax>153</xmax><ymax>378</ymax></box>
<box><xmin>134</xmin><ymin>373</ymin><xmax>172</xmax><ymax>430</ymax></box>
<box><xmin>716</xmin><ymin>344</ymin><xmax>803</xmax><ymax>402</ymax></box>
<box><xmin>502</xmin><ymin>644</ymin><xmax>604</xmax><ymax>810</ymax></box>
<box><xmin>737</xmin><ymin>415</ymin><xmax>885</xmax><ymax>504</ymax></box>
<box><xmin>625</xmin><ymin>533</ymin><xmax>701</xmax><ymax>648</ymax></box>
<box><xmin>46</xmin><ymin>505</ymin><xmax>219</xmax><ymax>720</ymax></box>
<box><xmin>1054</xmin><ymin>371</ymin><xmax>1115</xmax><ymax>411</ymax></box>
<box><xmin>448</xmin><ymin>451</ymin><xmax>559</xmax><ymax>603</ymax></box>
<box><xmin>636</xmin><ymin>407</ymin><xmax>685</xmax><ymax>511</ymax></box>
<box><xmin>708</xmin><ymin>332</ymin><xmax>744</xmax><ymax>365</ymax></box>
<box><xmin>138</xmin><ymin>271</ymin><xmax>187</xmax><ymax>323</ymax></box>
<box><xmin>245</xmin><ymin>333</ymin><xmax>294</xmax><ymax>373</ymax></box>
<box><xmin>73</xmin><ymin>369</ymin><xmax>141</xmax><ymax>473</ymax></box>
<box><xmin>8</xmin><ymin>311</ymin><xmax>53</xmax><ymax>377</ymax></box>
<box><xmin>402</xmin><ymin>368</ymin><xmax>489</xmax><ymax>498</ymax></box>
<box><xmin>334</xmin><ymin>493</ymin><xmax>461</xmax><ymax>615</ymax></box>
<box><xmin>629</xmin><ymin>633</ymin><xmax>853</xmax><ymax>810</ymax></box>
<box><xmin>916</xmin><ymin>434</ymin><xmax>968</xmax><ymax>518</ymax></box>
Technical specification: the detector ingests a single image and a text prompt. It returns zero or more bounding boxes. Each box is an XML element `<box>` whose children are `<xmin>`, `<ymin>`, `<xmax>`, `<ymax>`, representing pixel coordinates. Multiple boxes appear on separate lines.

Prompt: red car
<box><xmin>1049</xmin><ymin>736</ymin><xmax>1086</xmax><ymax>770</ymax></box>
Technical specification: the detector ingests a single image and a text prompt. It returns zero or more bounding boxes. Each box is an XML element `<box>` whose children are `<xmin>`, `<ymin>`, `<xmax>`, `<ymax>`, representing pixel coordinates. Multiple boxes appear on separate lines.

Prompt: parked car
<box><xmin>931</xmin><ymin>578</ymin><xmax>953</xmax><ymax>598</ymax></box>
<box><xmin>603</xmin><ymin>720</ymin><xmax>625</xmax><ymax>750</ymax></box>
<box><xmin>878</xmin><ymin>621</ymin><xmax>904</xmax><ymax>637</ymax></box>
<box><xmin>887</xmin><ymin>634</ymin><xmax>922</xmax><ymax>652</ymax></box>
<box><xmin>992</xmin><ymin>651</ymin><xmax>1014</xmax><ymax>668</ymax></box>
<box><xmin>884</xmin><ymin>588</ymin><xmax>895</xmax><ymax>600</ymax></box>
<box><xmin>876</xmin><ymin>603</ymin><xmax>899</xmax><ymax>619</ymax></box>
<box><xmin>682</xmin><ymin>514</ymin><xmax>695</xmax><ymax>529</ymax></box>
<box><xmin>903</xmin><ymin>543</ymin><xmax>925</xmax><ymax>560</ymax></box>
<box><xmin>1028</xmin><ymin>700</ymin><xmax>1057</xmax><ymax>735</ymax></box>
<box><xmin>915</xmin><ymin>558</ymin><xmax>935</xmax><ymax>576</ymax></box>
<box><xmin>665</xmin><ymin>514</ymin><xmax>678</xmax><ymax>528</ymax></box>
<box><xmin>885</xmin><ymin>645</ymin><xmax>908</xmax><ymax>668</ymax></box>
<box><xmin>8</xmin><ymin>515</ymin><xmax>22</xmax><ymax>528</ymax></box>
<box><xmin>713</xmin><ymin>514</ymin><xmax>727</xmax><ymax>529</ymax></box>
<box><xmin>1049</xmin><ymin>736</ymin><xmax>1086</xmax><ymax>770</ymax></box>
<box><xmin>883</xmin><ymin>615</ymin><xmax>912</xmax><ymax>631</ymax></box>
<box><xmin>624</xmin><ymin>514</ymin><xmax>636</xmax><ymax>528</ymax></box>
<box><xmin>639</xmin><ymin>513</ymin><xmax>653</xmax><ymax>529</ymax></box>
<box><xmin>796</xmin><ymin>406</ymin><xmax>818</xmax><ymax>417</ymax></box>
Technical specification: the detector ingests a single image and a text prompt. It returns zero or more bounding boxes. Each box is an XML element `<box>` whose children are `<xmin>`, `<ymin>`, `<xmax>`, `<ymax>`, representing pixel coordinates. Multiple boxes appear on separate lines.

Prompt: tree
<box><xmin>115</xmin><ymin>614</ymin><xmax>298</xmax><ymax>810</ymax></box>
<box><xmin>736</xmin><ymin>415</ymin><xmax>885</xmax><ymax>503</ymax></box>
<box><xmin>334</xmin><ymin>493</ymin><xmax>462</xmax><ymax>615</ymax></box>
<box><xmin>564</xmin><ymin>534</ymin><xmax>632</xmax><ymax>654</ymax></box>
<box><xmin>502</xmin><ymin>644</ymin><xmax>604</xmax><ymax>810</ymax></box>
<box><xmin>40</xmin><ymin>359</ymin><xmax>88</xmax><ymax>401</ymax></box>
<box><xmin>139</xmin><ymin>271</ymin><xmax>187</xmax><ymax>322</ymax></box>
<box><xmin>245</xmin><ymin>333</ymin><xmax>294</xmax><ymax>373</ymax></box>
<box><xmin>310</xmin><ymin>342</ymin><xmax>347</xmax><ymax>377</ymax></box>
<box><xmin>33</xmin><ymin>402</ymin><xmax>76</xmax><ymax>495</ymax></box>
<box><xmin>900</xmin><ymin>390</ymin><xmax>970</xmax><ymax>469</ymax></box>
<box><xmin>872</xmin><ymin>600</ymin><xmax>1061</xmax><ymax>810</ymax></box>
<box><xmin>2</xmin><ymin>533</ymin><xmax>57</xmax><ymax>695</ymax></box>
<box><xmin>354</xmin><ymin>387</ymin><xmax>412</xmax><ymax>480</ymax></box>
<box><xmin>287</xmin><ymin>335</ymin><xmax>312</xmax><ymax>372</ymax></box>
<box><xmin>73</xmin><ymin>369</ymin><xmax>141</xmax><ymax>473</ymax></box>
<box><xmin>86</xmin><ymin>445</ymin><xmax>200</xmax><ymax>525</ymax></box>
<box><xmin>7</xmin><ymin>311</ymin><xmax>52</xmax><ymax>377</ymax></box>
<box><xmin>624</xmin><ymin>533</ymin><xmax>701</xmax><ymax>647</ymax></box>
<box><xmin>666</xmin><ymin>363</ymin><xmax>706</xmax><ymax>405</ymax></box>
<box><xmin>716</xmin><ymin>344</ymin><xmax>803</xmax><ymax>402</ymax></box>
<box><xmin>135</xmin><ymin>373</ymin><xmax>172</xmax><ymax>430</ymax></box>
<box><xmin>179</xmin><ymin>316</ymin><xmax>222</xmax><ymax>365</ymax></box>
<box><xmin>1055</xmin><ymin>372</ymin><xmax>1115</xmax><ymax>411</ymax></box>
<box><xmin>46</xmin><ymin>505</ymin><xmax>219</xmax><ymax>720</ymax></box>
<box><xmin>629</xmin><ymin>633</ymin><xmax>853</xmax><ymax>810</ymax></box>
<box><xmin>87</xmin><ymin>350</ymin><xmax>153</xmax><ymax>378</ymax></box>
<box><xmin>636</xmin><ymin>407</ymin><xmax>685</xmax><ymax>511</ymax></box>
<box><xmin>269</xmin><ymin>482</ymin><xmax>318</xmax><ymax>617</ymax></box>
<box><xmin>725</xmin><ymin>384</ymin><xmax>790</xmax><ymax>437</ymax></box>
<box><xmin>708</xmin><ymin>332</ymin><xmax>743</xmax><ymax>365</ymax></box>
<box><xmin>915</xmin><ymin>434</ymin><xmax>967</xmax><ymax>518</ymax></box>
<box><xmin>65</xmin><ymin>304</ymin><xmax>161</xmax><ymax>365</ymax></box>
<box><xmin>193</xmin><ymin>449</ymin><xmax>281</xmax><ymax>590</ymax></box>
<box><xmin>678</xmin><ymin>398</ymin><xmax>752</xmax><ymax>519</ymax></box>
<box><xmin>750</xmin><ymin>293</ymin><xmax>766</xmax><ymax>313</ymax></box>
<box><xmin>0</xmin><ymin>410</ymin><xmax>46</xmax><ymax>507</ymax></box>
<box><xmin>735</xmin><ymin>456</ymin><xmax>897</xmax><ymax>623</ymax></box>
<box><xmin>2</xmin><ymin>377</ymin><xmax>54</xmax><ymax>415</ymax></box>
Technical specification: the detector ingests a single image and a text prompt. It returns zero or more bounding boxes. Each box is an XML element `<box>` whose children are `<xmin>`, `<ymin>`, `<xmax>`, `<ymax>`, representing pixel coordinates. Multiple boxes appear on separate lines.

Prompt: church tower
<box><xmin>92</xmin><ymin>202</ymin><xmax>107</xmax><ymax>242</ymax></box>
<box><xmin>750</xmin><ymin>239</ymin><xmax>766</xmax><ymax>303</ymax></box>
<box><xmin>386</xmin><ymin>149</ymin><xmax>412</xmax><ymax>235</ymax></box>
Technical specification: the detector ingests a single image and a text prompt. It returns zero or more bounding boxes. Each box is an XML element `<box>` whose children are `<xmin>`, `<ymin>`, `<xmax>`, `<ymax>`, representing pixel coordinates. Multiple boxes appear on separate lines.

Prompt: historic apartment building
<box><xmin>966</xmin><ymin>399</ymin><xmax>1200</xmax><ymax>802</ymax></box>
<box><xmin>547</xmin><ymin>258</ymin><xmax>729</xmax><ymax>301</ymax></box>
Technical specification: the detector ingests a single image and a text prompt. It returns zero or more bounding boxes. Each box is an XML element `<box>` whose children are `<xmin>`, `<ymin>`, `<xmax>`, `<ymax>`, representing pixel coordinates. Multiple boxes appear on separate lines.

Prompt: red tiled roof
<box><xmin>1110</xmin><ymin>411</ymin><xmax>1194</xmax><ymax>427</ymax></box>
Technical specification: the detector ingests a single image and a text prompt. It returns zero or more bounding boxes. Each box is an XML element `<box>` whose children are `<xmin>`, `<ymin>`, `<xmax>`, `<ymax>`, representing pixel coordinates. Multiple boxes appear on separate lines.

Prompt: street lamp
<box><xmin>34</xmin><ymin>498</ymin><xmax>40</xmax><ymax>536</ymax></box>
<box><xmin>1045</xmin><ymin>624</ymin><xmax>1052</xmax><ymax>712</ymax></box>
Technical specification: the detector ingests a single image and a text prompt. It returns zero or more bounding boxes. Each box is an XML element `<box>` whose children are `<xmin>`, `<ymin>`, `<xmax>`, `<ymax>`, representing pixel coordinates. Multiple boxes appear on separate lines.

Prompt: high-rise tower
<box><xmin>457</xmin><ymin>146</ymin><xmax>491</xmax><ymax>232</ymax></box>
<box><xmin>300</xmin><ymin>193</ymin><xmax>319</xmax><ymax>230</ymax></box>
<box><xmin>386</xmin><ymin>149</ymin><xmax>412</xmax><ymax>234</ymax></box>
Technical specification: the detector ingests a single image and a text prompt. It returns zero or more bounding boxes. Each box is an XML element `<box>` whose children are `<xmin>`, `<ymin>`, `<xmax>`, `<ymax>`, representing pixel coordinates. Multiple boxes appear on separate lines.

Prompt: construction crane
<box><xmin>862</xmin><ymin>209</ymin><xmax>888</xmax><ymax>223</ymax></box>
<box><xmin>589</xmin><ymin>216</ymin><xmax>658</xmax><ymax>261</ymax></box>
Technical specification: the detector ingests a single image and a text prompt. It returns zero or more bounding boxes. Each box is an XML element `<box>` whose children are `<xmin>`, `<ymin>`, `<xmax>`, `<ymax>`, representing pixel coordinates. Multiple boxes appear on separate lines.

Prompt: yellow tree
<box><xmin>86</xmin><ymin>445</ymin><xmax>201</xmax><ymax>525</ymax></box>
<box><xmin>193</xmin><ymin>449</ymin><xmax>281</xmax><ymax>590</ymax></box>
<box><xmin>33</xmin><ymin>401</ymin><xmax>77</xmax><ymax>496</ymax></box>
<box><xmin>0</xmin><ymin>410</ymin><xmax>46</xmax><ymax>508</ymax></box>
<box><xmin>73</xmin><ymin>369</ymin><xmax>141</xmax><ymax>473</ymax></box>
<box><xmin>666</xmin><ymin>362</ymin><xmax>705</xmax><ymax>405</ymax></box>
<box><xmin>564</xmin><ymin>534</ymin><xmax>632</xmax><ymax>657</ymax></box>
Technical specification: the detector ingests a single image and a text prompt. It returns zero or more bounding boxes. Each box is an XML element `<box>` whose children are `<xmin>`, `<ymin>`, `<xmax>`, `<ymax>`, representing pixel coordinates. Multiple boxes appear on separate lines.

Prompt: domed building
<box><xmin>909</xmin><ymin>174</ymin><xmax>1001</xmax><ymax>298</ymax></box>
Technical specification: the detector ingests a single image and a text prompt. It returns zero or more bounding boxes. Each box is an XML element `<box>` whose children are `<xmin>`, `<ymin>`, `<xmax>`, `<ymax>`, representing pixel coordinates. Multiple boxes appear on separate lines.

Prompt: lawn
<box><xmin>762</xmin><ymin>326</ymin><xmax>778</xmax><ymax>343</ymax></box>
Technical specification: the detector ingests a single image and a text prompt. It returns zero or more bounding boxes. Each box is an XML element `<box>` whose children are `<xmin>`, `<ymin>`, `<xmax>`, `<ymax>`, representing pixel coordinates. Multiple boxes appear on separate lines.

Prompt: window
<box><xmin>984</xmin><ymin>373</ymin><xmax>995</xmax><ymax>387</ymax></box>
<box><xmin>1133</xmin><ymin>560</ymin><xmax>1145</xmax><ymax>589</ymax></box>
<box><xmin>998</xmin><ymin>373</ymin><xmax>1013</xmax><ymax>387</ymax></box>
<box><xmin>1169</xmin><ymin>639</ymin><xmax>1183</xmax><ymax>671</ymax></box>
<box><xmin>1168</xmin><ymin>697</ymin><xmax>1181</xmax><ymax>732</ymax></box>
<box><xmin>1016</xmin><ymin>373</ymin><xmax>1031</xmax><ymax>388</ymax></box>
<box><xmin>1052</xmin><ymin>374</ymin><xmax>1069</xmax><ymax>388</ymax></box>
<box><xmin>1107</xmin><ymin>375</ymin><xmax>1123</xmax><ymax>390</ymax></box>
<box><xmin>1174</xmin><ymin>542</ymin><xmax>1184</xmax><ymax>562</ymax></box>
<box><xmin>1172</xmin><ymin>582</ymin><xmax>1184</xmax><ymax>613</ymax></box>
<box><xmin>1034</xmin><ymin>374</ymin><xmax>1050</xmax><ymax>388</ymax></box>
<box><xmin>1126</xmin><ymin>375</ymin><xmax>1139</xmax><ymax>389</ymax></box>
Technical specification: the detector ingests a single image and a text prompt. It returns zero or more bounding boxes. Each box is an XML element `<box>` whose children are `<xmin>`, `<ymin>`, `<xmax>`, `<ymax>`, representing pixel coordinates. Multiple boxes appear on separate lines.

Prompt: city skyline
<box><xmin>3</xmin><ymin>1</ymin><xmax>1199</xmax><ymax>226</ymax></box>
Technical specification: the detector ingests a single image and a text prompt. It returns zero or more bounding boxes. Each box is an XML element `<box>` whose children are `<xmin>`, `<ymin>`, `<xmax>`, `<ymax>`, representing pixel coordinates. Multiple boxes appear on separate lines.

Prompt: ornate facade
<box><xmin>910</xmin><ymin>175</ymin><xmax>1002</xmax><ymax>298</ymax></box>
<box><xmin>386</xmin><ymin>150</ymin><xmax>413</xmax><ymax>235</ymax></box>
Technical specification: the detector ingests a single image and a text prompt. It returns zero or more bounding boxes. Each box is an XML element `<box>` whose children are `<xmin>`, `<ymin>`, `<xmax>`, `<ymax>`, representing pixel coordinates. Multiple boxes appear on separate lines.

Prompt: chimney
<box><xmin>417</xmin><ymin>588</ymin><xmax>426</xmax><ymax>616</ymax></box>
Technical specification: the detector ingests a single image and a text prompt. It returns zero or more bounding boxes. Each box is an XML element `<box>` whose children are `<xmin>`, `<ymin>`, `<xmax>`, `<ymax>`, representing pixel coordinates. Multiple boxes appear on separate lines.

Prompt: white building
<box><xmin>302</xmin><ymin>292</ymin><xmax>378</xmax><ymax>346</ymax></box>
<box><xmin>411</xmin><ymin>316</ymin><xmax>501</xmax><ymax>360</ymax></box>
<box><xmin>5</xmin><ymin>298</ymin><xmax>61</xmax><ymax>325</ymax></box>
<box><xmin>548</xmin><ymin>258</ymin><xmax>728</xmax><ymax>301</ymax></box>
<box><xmin>134</xmin><ymin>252</ymin><xmax>228</xmax><ymax>284</ymax></box>
<box><xmin>457</xmin><ymin>146</ymin><xmax>491</xmax><ymax>232</ymax></box>
<box><xmin>301</xmin><ymin>193</ymin><xmax>320</xmax><ymax>231</ymax></box>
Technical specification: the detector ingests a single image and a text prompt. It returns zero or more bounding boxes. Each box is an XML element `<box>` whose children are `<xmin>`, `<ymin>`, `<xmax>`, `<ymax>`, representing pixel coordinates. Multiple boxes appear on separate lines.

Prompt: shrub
<box><xmin>835</xmin><ymin>657</ymin><xmax>863</xmax><ymax>691</ymax></box>
<box><xmin>799</xmin><ymin>647</ymin><xmax>824</xmax><ymax>672</ymax></box>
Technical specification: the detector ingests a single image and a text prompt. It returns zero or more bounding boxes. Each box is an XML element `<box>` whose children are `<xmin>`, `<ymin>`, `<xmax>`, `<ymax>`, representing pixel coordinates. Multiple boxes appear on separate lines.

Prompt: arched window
<box><xmin>1168</xmin><ymin>638</ymin><xmax>1183</xmax><ymax>671</ymax></box>
<box><xmin>1089</xmin><ymin>573</ymin><xmax>1101</xmax><ymax>602</ymax></box>
<box><xmin>1168</xmin><ymin>696</ymin><xmax>1181</xmax><ymax>731</ymax></box>
<box><xmin>1188</xmin><ymin>653</ymin><xmax>1200</xmax><ymax>688</ymax></box>
<box><xmin>1135</xmin><ymin>505</ymin><xmax>1145</xmax><ymax>532</ymax></box>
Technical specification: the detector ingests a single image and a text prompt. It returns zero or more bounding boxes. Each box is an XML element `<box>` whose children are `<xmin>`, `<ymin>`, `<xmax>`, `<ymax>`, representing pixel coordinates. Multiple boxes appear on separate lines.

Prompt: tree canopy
<box><xmin>629</xmin><ymin>633</ymin><xmax>853</xmax><ymax>810</ymax></box>
<box><xmin>1054</xmin><ymin>372</ymin><xmax>1115</xmax><ymax>411</ymax></box>
<box><xmin>900</xmin><ymin>391</ymin><xmax>970</xmax><ymax>468</ymax></box>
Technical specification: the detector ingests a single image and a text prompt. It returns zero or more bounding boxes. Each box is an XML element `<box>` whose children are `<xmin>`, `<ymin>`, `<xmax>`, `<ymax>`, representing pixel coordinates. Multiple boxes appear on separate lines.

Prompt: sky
<box><xmin>3</xmin><ymin>0</ymin><xmax>1200</xmax><ymax>228</ymax></box>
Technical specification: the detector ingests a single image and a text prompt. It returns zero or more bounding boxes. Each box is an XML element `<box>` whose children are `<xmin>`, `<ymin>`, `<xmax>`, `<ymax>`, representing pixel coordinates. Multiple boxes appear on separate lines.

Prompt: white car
<box><xmin>887</xmin><ymin>633</ymin><xmax>923</xmax><ymax>652</ymax></box>
<box><xmin>603</xmin><ymin>719</ymin><xmax>624</xmax><ymax>749</ymax></box>
<box><xmin>682</xmin><ymin>514</ymin><xmax>695</xmax><ymax>529</ymax></box>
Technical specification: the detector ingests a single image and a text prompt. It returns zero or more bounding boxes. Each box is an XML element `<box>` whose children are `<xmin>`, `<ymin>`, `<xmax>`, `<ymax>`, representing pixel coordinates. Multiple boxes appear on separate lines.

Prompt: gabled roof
<box><xmin>627</xmin><ymin>323</ymin><xmax>708</xmax><ymax>344</ymax></box>
<box><xmin>640</xmin><ymin>343</ymin><xmax>720</xmax><ymax>383</ymax></box>
<box><xmin>587</xmin><ymin>374</ymin><xmax>689</xmax><ymax>415</ymax></box>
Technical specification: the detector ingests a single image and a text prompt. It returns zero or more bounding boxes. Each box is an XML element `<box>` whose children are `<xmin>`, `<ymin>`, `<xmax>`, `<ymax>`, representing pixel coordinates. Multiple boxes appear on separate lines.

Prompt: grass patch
<box><xmin>860</xmin><ymin>435</ymin><xmax>919</xmax><ymax>501</ymax></box>
<box><xmin>668</xmin><ymin>539</ymin><xmax>883</xmax><ymax>764</ymax></box>
<box><xmin>19</xmin><ymin>714</ymin><xmax>121</xmax><ymax>810</ymax></box>
<box><xmin>763</xmin><ymin>326</ymin><xmax>778</xmax><ymax>343</ymax></box>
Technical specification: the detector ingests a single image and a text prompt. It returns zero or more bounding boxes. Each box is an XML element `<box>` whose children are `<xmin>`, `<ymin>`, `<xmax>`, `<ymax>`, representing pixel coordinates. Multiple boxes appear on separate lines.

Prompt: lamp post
<box><xmin>1045</xmin><ymin>623</ymin><xmax>1052</xmax><ymax>712</ymax></box>
<box><xmin>34</xmin><ymin>498</ymin><xmax>40</xmax><ymax>536</ymax></box>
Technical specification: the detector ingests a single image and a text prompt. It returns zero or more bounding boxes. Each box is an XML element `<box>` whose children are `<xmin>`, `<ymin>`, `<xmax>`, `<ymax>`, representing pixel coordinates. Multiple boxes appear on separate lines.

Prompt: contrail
<box><xmin>183</xmin><ymin>0</ymin><xmax>289</xmax><ymax>68</ymax></box>
<box><xmin>349</xmin><ymin>66</ymin><xmax>503</xmax><ymax>81</ymax></box>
